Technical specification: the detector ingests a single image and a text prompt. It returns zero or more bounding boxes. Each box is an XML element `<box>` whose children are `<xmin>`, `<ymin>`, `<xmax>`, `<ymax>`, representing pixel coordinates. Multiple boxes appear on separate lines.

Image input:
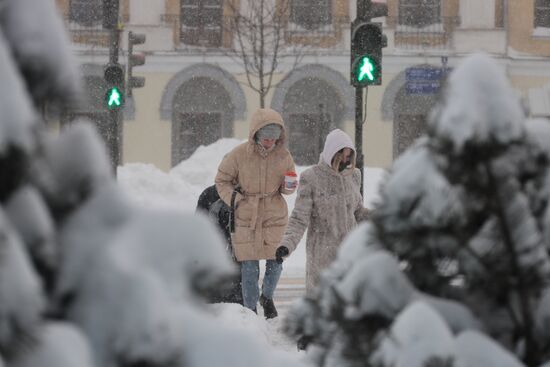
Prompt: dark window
<box><xmin>180</xmin><ymin>0</ymin><xmax>223</xmax><ymax>47</ymax></box>
<box><xmin>288</xmin><ymin>113</ymin><xmax>330</xmax><ymax>165</ymax></box>
<box><xmin>290</xmin><ymin>0</ymin><xmax>332</xmax><ymax>30</ymax></box>
<box><xmin>535</xmin><ymin>0</ymin><xmax>550</xmax><ymax>28</ymax></box>
<box><xmin>399</xmin><ymin>0</ymin><xmax>440</xmax><ymax>28</ymax></box>
<box><xmin>69</xmin><ymin>0</ymin><xmax>103</xmax><ymax>26</ymax></box>
<box><xmin>174</xmin><ymin>112</ymin><xmax>222</xmax><ymax>162</ymax></box>
<box><xmin>394</xmin><ymin>114</ymin><xmax>427</xmax><ymax>158</ymax></box>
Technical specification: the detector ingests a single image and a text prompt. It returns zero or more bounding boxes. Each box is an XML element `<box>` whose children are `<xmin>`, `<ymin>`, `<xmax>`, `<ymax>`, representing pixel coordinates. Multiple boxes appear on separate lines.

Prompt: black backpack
<box><xmin>195</xmin><ymin>185</ymin><xmax>242</xmax><ymax>305</ymax></box>
<box><xmin>196</xmin><ymin>185</ymin><xmax>232</xmax><ymax>247</ymax></box>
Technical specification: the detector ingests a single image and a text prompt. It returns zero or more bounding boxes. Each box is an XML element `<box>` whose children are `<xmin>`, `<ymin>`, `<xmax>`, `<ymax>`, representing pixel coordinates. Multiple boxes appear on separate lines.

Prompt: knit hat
<box><xmin>256</xmin><ymin>123</ymin><xmax>282</xmax><ymax>140</ymax></box>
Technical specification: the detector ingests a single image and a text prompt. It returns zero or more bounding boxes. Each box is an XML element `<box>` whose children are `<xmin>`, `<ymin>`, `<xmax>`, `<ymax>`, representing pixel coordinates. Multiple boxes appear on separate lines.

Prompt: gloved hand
<box><xmin>275</xmin><ymin>246</ymin><xmax>289</xmax><ymax>264</ymax></box>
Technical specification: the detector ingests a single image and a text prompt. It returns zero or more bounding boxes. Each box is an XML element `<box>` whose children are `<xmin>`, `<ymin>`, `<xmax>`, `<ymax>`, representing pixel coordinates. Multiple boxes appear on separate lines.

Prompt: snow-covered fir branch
<box><xmin>285</xmin><ymin>54</ymin><xmax>550</xmax><ymax>367</ymax></box>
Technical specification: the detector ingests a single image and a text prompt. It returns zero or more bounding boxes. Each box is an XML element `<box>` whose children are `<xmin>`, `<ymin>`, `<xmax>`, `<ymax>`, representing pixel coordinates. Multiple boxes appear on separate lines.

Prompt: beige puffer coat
<box><xmin>215</xmin><ymin>108</ymin><xmax>296</xmax><ymax>261</ymax></box>
<box><xmin>279</xmin><ymin>131</ymin><xmax>369</xmax><ymax>292</ymax></box>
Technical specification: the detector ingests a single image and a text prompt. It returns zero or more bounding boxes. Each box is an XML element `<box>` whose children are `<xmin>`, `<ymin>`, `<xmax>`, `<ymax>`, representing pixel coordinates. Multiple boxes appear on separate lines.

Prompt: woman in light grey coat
<box><xmin>276</xmin><ymin>129</ymin><xmax>369</xmax><ymax>292</ymax></box>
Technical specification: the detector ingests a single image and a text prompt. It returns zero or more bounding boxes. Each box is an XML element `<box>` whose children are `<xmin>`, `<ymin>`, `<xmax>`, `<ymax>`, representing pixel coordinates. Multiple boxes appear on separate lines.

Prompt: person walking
<box><xmin>276</xmin><ymin>129</ymin><xmax>369</xmax><ymax>294</ymax></box>
<box><xmin>215</xmin><ymin>108</ymin><xmax>296</xmax><ymax>318</ymax></box>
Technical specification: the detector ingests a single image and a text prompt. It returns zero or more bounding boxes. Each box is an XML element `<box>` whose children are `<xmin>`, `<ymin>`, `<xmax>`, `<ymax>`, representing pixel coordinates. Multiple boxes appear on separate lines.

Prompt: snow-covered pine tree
<box><xmin>284</xmin><ymin>54</ymin><xmax>550</xmax><ymax>367</ymax></box>
<box><xmin>0</xmin><ymin>2</ymin><xmax>306</xmax><ymax>367</ymax></box>
<box><xmin>0</xmin><ymin>1</ymin><xmax>90</xmax><ymax>365</ymax></box>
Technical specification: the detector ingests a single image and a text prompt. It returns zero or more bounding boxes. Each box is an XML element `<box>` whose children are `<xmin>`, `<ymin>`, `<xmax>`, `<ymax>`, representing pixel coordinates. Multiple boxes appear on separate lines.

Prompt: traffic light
<box><xmin>104</xmin><ymin>63</ymin><xmax>125</xmax><ymax>110</ymax></box>
<box><xmin>127</xmin><ymin>31</ymin><xmax>146</xmax><ymax>97</ymax></box>
<box><xmin>350</xmin><ymin>21</ymin><xmax>387</xmax><ymax>87</ymax></box>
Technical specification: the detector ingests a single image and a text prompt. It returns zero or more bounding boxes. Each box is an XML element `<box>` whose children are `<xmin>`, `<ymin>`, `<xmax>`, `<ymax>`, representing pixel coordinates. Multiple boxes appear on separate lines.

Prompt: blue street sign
<box><xmin>405</xmin><ymin>66</ymin><xmax>452</xmax><ymax>94</ymax></box>
<box><xmin>406</xmin><ymin>67</ymin><xmax>451</xmax><ymax>81</ymax></box>
<box><xmin>406</xmin><ymin>81</ymin><xmax>441</xmax><ymax>94</ymax></box>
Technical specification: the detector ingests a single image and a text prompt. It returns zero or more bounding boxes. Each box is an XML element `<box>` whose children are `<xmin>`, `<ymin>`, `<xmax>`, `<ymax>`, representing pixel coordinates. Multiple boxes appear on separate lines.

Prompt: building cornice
<box><xmin>73</xmin><ymin>50</ymin><xmax>550</xmax><ymax>77</ymax></box>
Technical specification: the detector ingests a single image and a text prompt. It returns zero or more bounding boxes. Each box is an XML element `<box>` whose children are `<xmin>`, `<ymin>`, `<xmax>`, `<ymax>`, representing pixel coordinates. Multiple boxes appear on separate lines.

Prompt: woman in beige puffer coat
<box><xmin>277</xmin><ymin>129</ymin><xmax>369</xmax><ymax>293</ymax></box>
<box><xmin>215</xmin><ymin>108</ymin><xmax>296</xmax><ymax>317</ymax></box>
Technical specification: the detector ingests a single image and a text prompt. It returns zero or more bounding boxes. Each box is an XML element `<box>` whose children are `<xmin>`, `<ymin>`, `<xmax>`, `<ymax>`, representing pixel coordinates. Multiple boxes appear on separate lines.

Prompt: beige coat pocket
<box><xmin>233</xmin><ymin>226</ymin><xmax>253</xmax><ymax>245</ymax></box>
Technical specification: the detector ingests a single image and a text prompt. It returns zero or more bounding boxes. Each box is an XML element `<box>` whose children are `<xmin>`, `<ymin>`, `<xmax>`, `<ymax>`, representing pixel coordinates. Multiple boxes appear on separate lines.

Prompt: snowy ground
<box><xmin>117</xmin><ymin>138</ymin><xmax>386</xmax><ymax>353</ymax></box>
<box><xmin>207</xmin><ymin>303</ymin><xmax>302</xmax><ymax>356</ymax></box>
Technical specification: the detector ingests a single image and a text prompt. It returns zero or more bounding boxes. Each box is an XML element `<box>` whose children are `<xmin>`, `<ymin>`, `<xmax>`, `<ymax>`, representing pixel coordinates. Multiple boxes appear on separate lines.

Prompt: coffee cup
<box><xmin>284</xmin><ymin>171</ymin><xmax>297</xmax><ymax>190</ymax></box>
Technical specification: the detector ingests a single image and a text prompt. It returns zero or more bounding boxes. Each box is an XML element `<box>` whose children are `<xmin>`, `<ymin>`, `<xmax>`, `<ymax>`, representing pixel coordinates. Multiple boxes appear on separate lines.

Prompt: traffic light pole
<box><xmin>108</xmin><ymin>25</ymin><xmax>122</xmax><ymax>176</ymax></box>
<box><xmin>357</xmin><ymin>0</ymin><xmax>369</xmax><ymax>21</ymax></box>
<box><xmin>109</xmin><ymin>27</ymin><xmax>120</xmax><ymax>64</ymax></box>
<box><xmin>355</xmin><ymin>86</ymin><xmax>365</xmax><ymax>196</ymax></box>
<box><xmin>108</xmin><ymin>107</ymin><xmax>123</xmax><ymax>174</ymax></box>
<box><xmin>351</xmin><ymin>0</ymin><xmax>387</xmax><ymax>196</ymax></box>
<box><xmin>355</xmin><ymin>0</ymin><xmax>368</xmax><ymax>196</ymax></box>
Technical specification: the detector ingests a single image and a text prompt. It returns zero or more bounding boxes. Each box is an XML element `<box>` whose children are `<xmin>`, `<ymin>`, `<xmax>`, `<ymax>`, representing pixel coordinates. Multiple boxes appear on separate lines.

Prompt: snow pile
<box><xmin>118</xmin><ymin>138</ymin><xmax>244</xmax><ymax>212</ymax></box>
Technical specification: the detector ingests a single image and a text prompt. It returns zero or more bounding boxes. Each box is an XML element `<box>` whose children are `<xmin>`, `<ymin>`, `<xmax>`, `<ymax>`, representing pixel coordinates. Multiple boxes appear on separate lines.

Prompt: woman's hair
<box><xmin>331</xmin><ymin>148</ymin><xmax>356</xmax><ymax>175</ymax></box>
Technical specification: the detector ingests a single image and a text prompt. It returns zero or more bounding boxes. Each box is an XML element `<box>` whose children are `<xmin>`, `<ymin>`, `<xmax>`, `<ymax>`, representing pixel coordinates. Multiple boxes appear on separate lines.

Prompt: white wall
<box><xmin>126</xmin><ymin>0</ymin><xmax>173</xmax><ymax>52</ymax></box>
<box><xmin>129</xmin><ymin>0</ymin><xmax>164</xmax><ymax>25</ymax></box>
<box><xmin>460</xmin><ymin>0</ymin><xmax>495</xmax><ymax>29</ymax></box>
<box><xmin>454</xmin><ymin>29</ymin><xmax>506</xmax><ymax>54</ymax></box>
<box><xmin>528</xmin><ymin>85</ymin><xmax>550</xmax><ymax>117</ymax></box>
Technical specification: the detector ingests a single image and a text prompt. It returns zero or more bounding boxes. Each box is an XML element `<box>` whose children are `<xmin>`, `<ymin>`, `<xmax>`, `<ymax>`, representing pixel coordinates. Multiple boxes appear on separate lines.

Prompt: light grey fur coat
<box><xmin>280</xmin><ymin>160</ymin><xmax>369</xmax><ymax>292</ymax></box>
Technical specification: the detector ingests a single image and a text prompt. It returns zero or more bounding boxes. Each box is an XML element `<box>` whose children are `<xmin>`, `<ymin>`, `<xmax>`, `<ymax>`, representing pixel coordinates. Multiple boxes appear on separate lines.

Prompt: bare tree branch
<box><xmin>223</xmin><ymin>0</ymin><xmax>311</xmax><ymax>108</ymax></box>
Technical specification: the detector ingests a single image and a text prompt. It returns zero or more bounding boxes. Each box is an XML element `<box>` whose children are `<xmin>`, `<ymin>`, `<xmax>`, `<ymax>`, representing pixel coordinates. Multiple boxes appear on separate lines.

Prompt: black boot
<box><xmin>260</xmin><ymin>294</ymin><xmax>278</xmax><ymax>319</ymax></box>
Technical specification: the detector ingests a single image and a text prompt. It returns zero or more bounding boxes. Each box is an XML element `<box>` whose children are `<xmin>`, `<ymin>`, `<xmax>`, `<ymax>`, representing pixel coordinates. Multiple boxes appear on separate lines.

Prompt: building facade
<box><xmin>54</xmin><ymin>0</ymin><xmax>550</xmax><ymax>171</ymax></box>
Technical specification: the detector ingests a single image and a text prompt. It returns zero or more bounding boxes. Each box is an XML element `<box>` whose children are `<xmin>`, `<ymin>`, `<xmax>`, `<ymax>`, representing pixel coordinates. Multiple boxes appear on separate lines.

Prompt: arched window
<box><xmin>399</xmin><ymin>0</ymin><xmax>440</xmax><ymax>27</ymax></box>
<box><xmin>180</xmin><ymin>0</ymin><xmax>223</xmax><ymax>47</ymax></box>
<box><xmin>69</xmin><ymin>0</ymin><xmax>103</xmax><ymax>26</ymax></box>
<box><xmin>171</xmin><ymin>76</ymin><xmax>235</xmax><ymax>165</ymax></box>
<box><xmin>283</xmin><ymin>77</ymin><xmax>344</xmax><ymax>165</ymax></box>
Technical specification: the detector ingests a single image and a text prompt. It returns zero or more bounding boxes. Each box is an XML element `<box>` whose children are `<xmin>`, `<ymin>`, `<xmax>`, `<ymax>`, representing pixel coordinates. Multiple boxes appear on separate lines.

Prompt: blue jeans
<box><xmin>241</xmin><ymin>260</ymin><xmax>282</xmax><ymax>310</ymax></box>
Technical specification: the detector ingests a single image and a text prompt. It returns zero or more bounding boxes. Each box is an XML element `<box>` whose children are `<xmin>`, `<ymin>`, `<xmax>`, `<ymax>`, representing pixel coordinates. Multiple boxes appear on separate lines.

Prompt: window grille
<box><xmin>290</xmin><ymin>0</ymin><xmax>332</xmax><ymax>31</ymax></box>
<box><xmin>69</xmin><ymin>0</ymin><xmax>103</xmax><ymax>26</ymax></box>
<box><xmin>181</xmin><ymin>0</ymin><xmax>223</xmax><ymax>47</ymax></box>
<box><xmin>535</xmin><ymin>0</ymin><xmax>550</xmax><ymax>28</ymax></box>
<box><xmin>398</xmin><ymin>0</ymin><xmax>440</xmax><ymax>28</ymax></box>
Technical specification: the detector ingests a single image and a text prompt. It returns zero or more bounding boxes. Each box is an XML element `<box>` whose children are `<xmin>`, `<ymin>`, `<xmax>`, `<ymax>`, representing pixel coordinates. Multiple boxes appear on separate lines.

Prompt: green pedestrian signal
<box><xmin>105</xmin><ymin>86</ymin><xmax>124</xmax><ymax>110</ymax></box>
<box><xmin>357</xmin><ymin>56</ymin><xmax>375</xmax><ymax>82</ymax></box>
<box><xmin>352</xmin><ymin>55</ymin><xmax>379</xmax><ymax>86</ymax></box>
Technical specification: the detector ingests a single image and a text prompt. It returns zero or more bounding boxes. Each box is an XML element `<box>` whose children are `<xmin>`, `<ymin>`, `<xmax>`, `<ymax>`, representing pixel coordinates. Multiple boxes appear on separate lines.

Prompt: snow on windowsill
<box><xmin>396</xmin><ymin>23</ymin><xmax>444</xmax><ymax>34</ymax></box>
<box><xmin>533</xmin><ymin>26</ymin><xmax>550</xmax><ymax>38</ymax></box>
<box><xmin>287</xmin><ymin>21</ymin><xmax>335</xmax><ymax>34</ymax></box>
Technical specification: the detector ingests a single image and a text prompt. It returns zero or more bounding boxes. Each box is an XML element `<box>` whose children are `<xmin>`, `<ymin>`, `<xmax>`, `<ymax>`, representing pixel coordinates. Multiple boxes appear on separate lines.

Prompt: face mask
<box><xmin>256</xmin><ymin>124</ymin><xmax>281</xmax><ymax>140</ymax></box>
<box><xmin>338</xmin><ymin>159</ymin><xmax>350</xmax><ymax>172</ymax></box>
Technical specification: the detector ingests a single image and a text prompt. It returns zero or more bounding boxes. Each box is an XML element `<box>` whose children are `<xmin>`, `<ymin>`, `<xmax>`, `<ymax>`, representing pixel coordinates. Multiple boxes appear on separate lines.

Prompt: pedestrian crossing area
<box><xmin>273</xmin><ymin>277</ymin><xmax>306</xmax><ymax>313</ymax></box>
